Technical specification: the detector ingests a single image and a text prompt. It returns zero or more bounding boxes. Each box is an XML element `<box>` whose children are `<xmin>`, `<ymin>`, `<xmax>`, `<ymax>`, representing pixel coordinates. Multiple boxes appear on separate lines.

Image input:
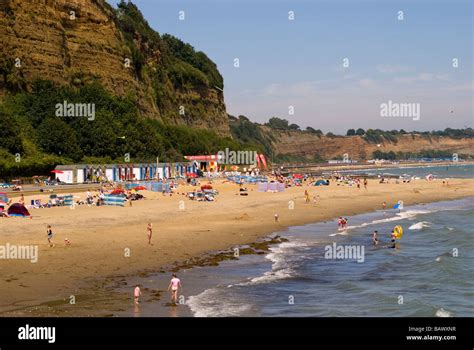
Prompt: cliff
<box><xmin>0</xmin><ymin>0</ymin><xmax>230</xmax><ymax>135</ymax></box>
<box><xmin>261</xmin><ymin>127</ymin><xmax>474</xmax><ymax>160</ymax></box>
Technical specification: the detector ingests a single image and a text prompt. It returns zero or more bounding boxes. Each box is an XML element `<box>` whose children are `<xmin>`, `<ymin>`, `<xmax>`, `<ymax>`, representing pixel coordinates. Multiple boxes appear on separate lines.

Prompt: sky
<box><xmin>108</xmin><ymin>0</ymin><xmax>473</xmax><ymax>133</ymax></box>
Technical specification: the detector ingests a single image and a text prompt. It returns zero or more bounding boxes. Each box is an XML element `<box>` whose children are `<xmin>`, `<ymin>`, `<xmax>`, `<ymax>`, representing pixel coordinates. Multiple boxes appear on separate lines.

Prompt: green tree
<box><xmin>0</xmin><ymin>109</ymin><xmax>23</xmax><ymax>154</ymax></box>
<box><xmin>346</xmin><ymin>129</ymin><xmax>356</xmax><ymax>136</ymax></box>
<box><xmin>266</xmin><ymin>117</ymin><xmax>289</xmax><ymax>129</ymax></box>
<box><xmin>37</xmin><ymin>117</ymin><xmax>82</xmax><ymax>161</ymax></box>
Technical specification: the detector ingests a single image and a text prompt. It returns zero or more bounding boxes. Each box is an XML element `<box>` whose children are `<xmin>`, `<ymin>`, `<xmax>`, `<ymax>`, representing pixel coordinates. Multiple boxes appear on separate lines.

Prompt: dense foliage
<box><xmin>372</xmin><ymin>149</ymin><xmax>466</xmax><ymax>160</ymax></box>
<box><xmin>0</xmin><ymin>81</ymin><xmax>238</xmax><ymax>179</ymax></box>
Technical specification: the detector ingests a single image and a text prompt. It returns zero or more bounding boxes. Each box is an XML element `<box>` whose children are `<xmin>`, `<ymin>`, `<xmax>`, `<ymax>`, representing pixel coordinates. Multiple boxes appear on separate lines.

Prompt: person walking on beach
<box><xmin>168</xmin><ymin>274</ymin><xmax>182</xmax><ymax>305</ymax></box>
<box><xmin>372</xmin><ymin>230</ymin><xmax>379</xmax><ymax>246</ymax></box>
<box><xmin>304</xmin><ymin>190</ymin><xmax>310</xmax><ymax>204</ymax></box>
<box><xmin>134</xmin><ymin>285</ymin><xmax>141</xmax><ymax>304</ymax></box>
<box><xmin>147</xmin><ymin>222</ymin><xmax>153</xmax><ymax>245</ymax></box>
<box><xmin>46</xmin><ymin>225</ymin><xmax>54</xmax><ymax>247</ymax></box>
<box><xmin>364</xmin><ymin>178</ymin><xmax>368</xmax><ymax>190</ymax></box>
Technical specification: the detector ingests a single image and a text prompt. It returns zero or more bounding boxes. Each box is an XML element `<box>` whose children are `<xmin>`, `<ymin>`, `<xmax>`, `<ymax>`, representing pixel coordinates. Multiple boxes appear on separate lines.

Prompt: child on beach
<box><xmin>304</xmin><ymin>190</ymin><xmax>310</xmax><ymax>204</ymax></box>
<box><xmin>147</xmin><ymin>222</ymin><xmax>153</xmax><ymax>245</ymax></box>
<box><xmin>134</xmin><ymin>285</ymin><xmax>141</xmax><ymax>304</ymax></box>
<box><xmin>64</xmin><ymin>238</ymin><xmax>71</xmax><ymax>246</ymax></box>
<box><xmin>274</xmin><ymin>213</ymin><xmax>279</xmax><ymax>222</ymax></box>
<box><xmin>382</xmin><ymin>201</ymin><xmax>386</xmax><ymax>210</ymax></box>
<box><xmin>167</xmin><ymin>274</ymin><xmax>182</xmax><ymax>305</ymax></box>
<box><xmin>46</xmin><ymin>225</ymin><xmax>54</xmax><ymax>247</ymax></box>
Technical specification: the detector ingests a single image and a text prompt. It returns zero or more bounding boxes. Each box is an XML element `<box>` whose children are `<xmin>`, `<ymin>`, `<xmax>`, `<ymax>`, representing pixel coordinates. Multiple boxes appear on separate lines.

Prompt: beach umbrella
<box><xmin>51</xmin><ymin>170</ymin><xmax>64</xmax><ymax>174</ymax></box>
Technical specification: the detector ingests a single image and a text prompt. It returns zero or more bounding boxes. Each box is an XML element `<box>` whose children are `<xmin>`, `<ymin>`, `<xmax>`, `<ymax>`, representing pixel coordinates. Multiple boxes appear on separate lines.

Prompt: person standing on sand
<box><xmin>364</xmin><ymin>178</ymin><xmax>368</xmax><ymax>190</ymax></box>
<box><xmin>382</xmin><ymin>201</ymin><xmax>386</xmax><ymax>210</ymax></box>
<box><xmin>46</xmin><ymin>225</ymin><xmax>54</xmax><ymax>247</ymax></box>
<box><xmin>134</xmin><ymin>284</ymin><xmax>141</xmax><ymax>304</ymax></box>
<box><xmin>168</xmin><ymin>274</ymin><xmax>182</xmax><ymax>305</ymax></box>
<box><xmin>274</xmin><ymin>213</ymin><xmax>279</xmax><ymax>222</ymax></box>
<box><xmin>147</xmin><ymin>222</ymin><xmax>153</xmax><ymax>245</ymax></box>
<box><xmin>19</xmin><ymin>194</ymin><xmax>25</xmax><ymax>205</ymax></box>
<box><xmin>304</xmin><ymin>190</ymin><xmax>310</xmax><ymax>204</ymax></box>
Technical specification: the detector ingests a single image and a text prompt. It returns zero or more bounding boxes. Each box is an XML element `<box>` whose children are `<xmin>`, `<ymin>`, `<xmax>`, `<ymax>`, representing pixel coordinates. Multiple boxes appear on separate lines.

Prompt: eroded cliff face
<box><xmin>263</xmin><ymin>127</ymin><xmax>474</xmax><ymax>160</ymax></box>
<box><xmin>0</xmin><ymin>0</ymin><xmax>230</xmax><ymax>135</ymax></box>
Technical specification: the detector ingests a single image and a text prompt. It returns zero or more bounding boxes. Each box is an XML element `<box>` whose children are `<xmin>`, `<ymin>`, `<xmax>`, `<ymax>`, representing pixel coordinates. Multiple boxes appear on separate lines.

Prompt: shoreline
<box><xmin>278</xmin><ymin>160</ymin><xmax>474</xmax><ymax>173</ymax></box>
<box><xmin>1</xmin><ymin>177</ymin><xmax>473</xmax><ymax>316</ymax></box>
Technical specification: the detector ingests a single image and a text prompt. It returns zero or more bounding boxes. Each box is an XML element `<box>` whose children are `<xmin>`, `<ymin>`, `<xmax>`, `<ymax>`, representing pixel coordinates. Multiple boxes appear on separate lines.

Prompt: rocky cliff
<box><xmin>264</xmin><ymin>127</ymin><xmax>474</xmax><ymax>160</ymax></box>
<box><xmin>0</xmin><ymin>0</ymin><xmax>230</xmax><ymax>135</ymax></box>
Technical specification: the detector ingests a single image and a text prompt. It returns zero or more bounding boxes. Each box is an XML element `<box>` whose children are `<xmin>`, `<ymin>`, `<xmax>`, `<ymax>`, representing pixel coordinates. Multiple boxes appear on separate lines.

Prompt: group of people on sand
<box><xmin>134</xmin><ymin>274</ymin><xmax>182</xmax><ymax>306</ymax></box>
<box><xmin>45</xmin><ymin>225</ymin><xmax>71</xmax><ymax>248</ymax></box>
<box><xmin>304</xmin><ymin>190</ymin><xmax>319</xmax><ymax>204</ymax></box>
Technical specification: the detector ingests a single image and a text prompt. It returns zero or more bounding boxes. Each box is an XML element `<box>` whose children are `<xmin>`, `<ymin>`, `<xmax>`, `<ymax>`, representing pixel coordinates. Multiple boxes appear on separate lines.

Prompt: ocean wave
<box><xmin>409</xmin><ymin>221</ymin><xmax>432</xmax><ymax>230</ymax></box>
<box><xmin>187</xmin><ymin>288</ymin><xmax>253</xmax><ymax>317</ymax></box>
<box><xmin>435</xmin><ymin>308</ymin><xmax>452</xmax><ymax>317</ymax></box>
<box><xmin>328</xmin><ymin>210</ymin><xmax>432</xmax><ymax>236</ymax></box>
<box><xmin>234</xmin><ymin>240</ymin><xmax>309</xmax><ymax>287</ymax></box>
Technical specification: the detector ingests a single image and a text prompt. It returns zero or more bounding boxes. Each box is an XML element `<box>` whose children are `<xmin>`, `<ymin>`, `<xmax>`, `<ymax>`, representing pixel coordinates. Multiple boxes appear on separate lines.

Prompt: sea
<box><xmin>342</xmin><ymin>163</ymin><xmax>474</xmax><ymax>179</ymax></box>
<box><xmin>118</xmin><ymin>164</ymin><xmax>473</xmax><ymax>317</ymax></box>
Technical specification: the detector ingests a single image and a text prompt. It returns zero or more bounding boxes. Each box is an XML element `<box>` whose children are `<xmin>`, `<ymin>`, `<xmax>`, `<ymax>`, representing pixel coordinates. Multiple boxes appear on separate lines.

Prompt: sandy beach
<box><xmin>1</xmin><ymin>178</ymin><xmax>473</xmax><ymax>316</ymax></box>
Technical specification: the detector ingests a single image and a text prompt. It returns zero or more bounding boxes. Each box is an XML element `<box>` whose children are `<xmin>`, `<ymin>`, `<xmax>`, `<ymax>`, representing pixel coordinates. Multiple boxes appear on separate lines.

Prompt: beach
<box><xmin>1</xmin><ymin>177</ymin><xmax>473</xmax><ymax>316</ymax></box>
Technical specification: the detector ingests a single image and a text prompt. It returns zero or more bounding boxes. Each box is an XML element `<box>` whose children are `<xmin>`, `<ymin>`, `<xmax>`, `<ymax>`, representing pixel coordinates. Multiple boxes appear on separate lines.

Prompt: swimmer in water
<box><xmin>372</xmin><ymin>230</ymin><xmax>379</xmax><ymax>246</ymax></box>
<box><xmin>386</xmin><ymin>230</ymin><xmax>397</xmax><ymax>249</ymax></box>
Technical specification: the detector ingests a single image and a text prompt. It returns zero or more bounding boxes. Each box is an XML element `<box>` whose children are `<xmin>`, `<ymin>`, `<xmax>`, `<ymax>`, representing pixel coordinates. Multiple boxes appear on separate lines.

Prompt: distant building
<box><xmin>327</xmin><ymin>159</ymin><xmax>358</xmax><ymax>164</ymax></box>
<box><xmin>54</xmin><ymin>162</ymin><xmax>193</xmax><ymax>184</ymax></box>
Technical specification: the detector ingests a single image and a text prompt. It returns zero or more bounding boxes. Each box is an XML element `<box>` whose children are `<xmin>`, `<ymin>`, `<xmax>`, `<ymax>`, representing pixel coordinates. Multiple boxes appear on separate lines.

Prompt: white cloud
<box><xmin>393</xmin><ymin>73</ymin><xmax>450</xmax><ymax>84</ymax></box>
<box><xmin>376</xmin><ymin>64</ymin><xmax>412</xmax><ymax>73</ymax></box>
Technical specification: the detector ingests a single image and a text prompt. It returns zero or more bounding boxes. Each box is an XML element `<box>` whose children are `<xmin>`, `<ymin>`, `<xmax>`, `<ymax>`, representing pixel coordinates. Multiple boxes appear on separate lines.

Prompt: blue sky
<box><xmin>109</xmin><ymin>0</ymin><xmax>473</xmax><ymax>133</ymax></box>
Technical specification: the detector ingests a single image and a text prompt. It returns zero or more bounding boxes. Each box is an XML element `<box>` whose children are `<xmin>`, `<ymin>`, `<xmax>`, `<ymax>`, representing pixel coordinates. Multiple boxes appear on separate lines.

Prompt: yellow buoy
<box><xmin>393</xmin><ymin>225</ymin><xmax>403</xmax><ymax>239</ymax></box>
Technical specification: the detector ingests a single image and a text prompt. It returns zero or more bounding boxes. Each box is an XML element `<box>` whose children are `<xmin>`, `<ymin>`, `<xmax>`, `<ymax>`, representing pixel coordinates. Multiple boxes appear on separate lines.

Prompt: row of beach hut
<box><xmin>54</xmin><ymin>162</ymin><xmax>198</xmax><ymax>184</ymax></box>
